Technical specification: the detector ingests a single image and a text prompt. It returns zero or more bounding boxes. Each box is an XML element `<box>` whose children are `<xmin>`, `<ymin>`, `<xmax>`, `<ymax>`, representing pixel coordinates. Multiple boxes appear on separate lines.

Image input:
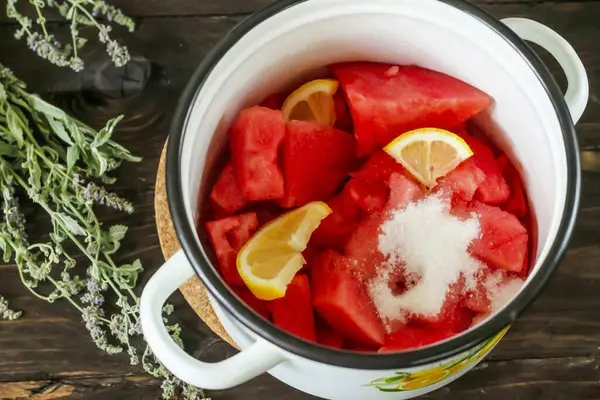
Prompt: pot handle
<box><xmin>140</xmin><ymin>249</ymin><xmax>287</xmax><ymax>390</ymax></box>
<box><xmin>502</xmin><ymin>17</ymin><xmax>589</xmax><ymax>124</ymax></box>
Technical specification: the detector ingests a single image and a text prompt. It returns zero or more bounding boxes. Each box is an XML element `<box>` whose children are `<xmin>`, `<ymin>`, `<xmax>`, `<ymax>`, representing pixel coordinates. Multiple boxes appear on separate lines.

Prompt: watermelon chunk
<box><xmin>312</xmin><ymin>250</ymin><xmax>386</xmax><ymax>346</ymax></box>
<box><xmin>269</xmin><ymin>274</ymin><xmax>316</xmax><ymax>342</ymax></box>
<box><xmin>462</xmin><ymin>269</ymin><xmax>493</xmax><ymax>313</ymax></box>
<box><xmin>311</xmin><ymin>193</ymin><xmax>361</xmax><ymax>251</ymax></box>
<box><xmin>280</xmin><ymin>120</ymin><xmax>357</xmax><ymax>208</ymax></box>
<box><xmin>205</xmin><ymin>212</ymin><xmax>259</xmax><ymax>286</ymax></box>
<box><xmin>386</xmin><ymin>172</ymin><xmax>423</xmax><ymax>212</ymax></box>
<box><xmin>351</xmin><ymin>150</ymin><xmax>407</xmax><ymax>185</ymax></box>
<box><xmin>497</xmin><ymin>154</ymin><xmax>528</xmax><ymax>218</ymax></box>
<box><xmin>232</xmin><ymin>286</ymin><xmax>270</xmax><ymax>320</ymax></box>
<box><xmin>469</xmin><ymin>201</ymin><xmax>528</xmax><ymax>273</ymax></box>
<box><xmin>461</xmin><ymin>135</ymin><xmax>510</xmax><ymax>205</ymax></box>
<box><xmin>343</xmin><ymin>177</ymin><xmax>389</xmax><ymax>216</ymax></box>
<box><xmin>330</xmin><ymin>62</ymin><xmax>493</xmax><ymax>156</ymax></box>
<box><xmin>209</xmin><ymin>162</ymin><xmax>249</xmax><ymax>217</ymax></box>
<box><xmin>418</xmin><ymin>302</ymin><xmax>474</xmax><ymax>334</ymax></box>
<box><xmin>344</xmin><ymin>212</ymin><xmax>387</xmax><ymax>281</ymax></box>
<box><xmin>229</xmin><ymin>106</ymin><xmax>286</xmax><ymax>201</ymax></box>
<box><xmin>378</xmin><ymin>324</ymin><xmax>454</xmax><ymax>352</ymax></box>
<box><xmin>315</xmin><ymin>317</ymin><xmax>345</xmax><ymax>349</ymax></box>
<box><xmin>333</xmin><ymin>90</ymin><xmax>354</xmax><ymax>132</ymax></box>
<box><xmin>437</xmin><ymin>158</ymin><xmax>485</xmax><ymax>203</ymax></box>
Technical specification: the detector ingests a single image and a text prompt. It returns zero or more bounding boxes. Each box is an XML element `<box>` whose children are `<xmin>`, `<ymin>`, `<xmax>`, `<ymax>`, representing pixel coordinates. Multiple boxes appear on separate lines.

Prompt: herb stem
<box><xmin>32</xmin><ymin>3</ymin><xmax>49</xmax><ymax>38</ymax></box>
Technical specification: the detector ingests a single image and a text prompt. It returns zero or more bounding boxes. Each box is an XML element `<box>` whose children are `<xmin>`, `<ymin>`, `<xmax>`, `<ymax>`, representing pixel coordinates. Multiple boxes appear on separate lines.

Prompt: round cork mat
<box><xmin>154</xmin><ymin>141</ymin><xmax>238</xmax><ymax>348</ymax></box>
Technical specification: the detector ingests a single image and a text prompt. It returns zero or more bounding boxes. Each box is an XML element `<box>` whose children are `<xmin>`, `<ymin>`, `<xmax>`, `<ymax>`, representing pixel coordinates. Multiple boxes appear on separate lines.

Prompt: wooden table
<box><xmin>0</xmin><ymin>1</ymin><xmax>599</xmax><ymax>399</ymax></box>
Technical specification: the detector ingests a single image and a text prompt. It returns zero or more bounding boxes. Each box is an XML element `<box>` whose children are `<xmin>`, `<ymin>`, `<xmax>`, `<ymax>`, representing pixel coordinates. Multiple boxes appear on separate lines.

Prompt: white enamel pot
<box><xmin>140</xmin><ymin>0</ymin><xmax>588</xmax><ymax>398</ymax></box>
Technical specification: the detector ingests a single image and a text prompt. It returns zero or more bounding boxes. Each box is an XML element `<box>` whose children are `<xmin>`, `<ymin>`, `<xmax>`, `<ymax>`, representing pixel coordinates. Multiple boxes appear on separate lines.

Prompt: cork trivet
<box><xmin>154</xmin><ymin>141</ymin><xmax>238</xmax><ymax>348</ymax></box>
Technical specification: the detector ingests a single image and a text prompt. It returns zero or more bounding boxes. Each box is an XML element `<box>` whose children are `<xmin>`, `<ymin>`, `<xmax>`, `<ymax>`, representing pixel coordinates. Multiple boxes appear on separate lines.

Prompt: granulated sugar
<box><xmin>369</xmin><ymin>194</ymin><xmax>481</xmax><ymax>325</ymax></box>
<box><xmin>486</xmin><ymin>274</ymin><xmax>524</xmax><ymax>311</ymax></box>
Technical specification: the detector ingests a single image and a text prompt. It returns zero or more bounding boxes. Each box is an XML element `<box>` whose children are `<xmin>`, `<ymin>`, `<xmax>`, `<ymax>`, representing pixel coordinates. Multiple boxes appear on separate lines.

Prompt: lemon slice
<box><xmin>281</xmin><ymin>79</ymin><xmax>339</xmax><ymax>127</ymax></box>
<box><xmin>237</xmin><ymin>201</ymin><xmax>332</xmax><ymax>300</ymax></box>
<box><xmin>384</xmin><ymin>128</ymin><xmax>474</xmax><ymax>188</ymax></box>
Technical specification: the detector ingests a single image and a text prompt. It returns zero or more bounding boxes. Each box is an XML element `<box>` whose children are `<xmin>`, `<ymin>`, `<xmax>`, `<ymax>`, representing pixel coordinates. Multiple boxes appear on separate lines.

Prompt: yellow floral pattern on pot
<box><xmin>366</xmin><ymin>327</ymin><xmax>510</xmax><ymax>392</ymax></box>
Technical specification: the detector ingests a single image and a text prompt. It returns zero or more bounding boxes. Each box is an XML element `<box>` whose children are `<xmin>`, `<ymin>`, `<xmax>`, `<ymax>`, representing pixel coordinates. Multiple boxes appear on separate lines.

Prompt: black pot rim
<box><xmin>166</xmin><ymin>0</ymin><xmax>581</xmax><ymax>370</ymax></box>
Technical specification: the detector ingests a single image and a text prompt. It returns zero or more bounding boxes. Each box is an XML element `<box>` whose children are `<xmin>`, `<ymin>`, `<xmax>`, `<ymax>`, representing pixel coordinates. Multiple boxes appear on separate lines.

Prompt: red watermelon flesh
<box><xmin>226</xmin><ymin>213</ymin><xmax>260</xmax><ymax>250</ymax></box>
<box><xmin>280</xmin><ymin>120</ymin><xmax>357</xmax><ymax>208</ymax></box>
<box><xmin>205</xmin><ymin>212</ymin><xmax>259</xmax><ymax>286</ymax></box>
<box><xmin>311</xmin><ymin>190</ymin><xmax>362</xmax><ymax>251</ymax></box>
<box><xmin>469</xmin><ymin>201</ymin><xmax>528</xmax><ymax>273</ymax></box>
<box><xmin>260</xmin><ymin>93</ymin><xmax>286</xmax><ymax>110</ymax></box>
<box><xmin>453</xmin><ymin>123</ymin><xmax>469</xmax><ymax>138</ymax></box>
<box><xmin>378</xmin><ymin>324</ymin><xmax>454</xmax><ymax>352</ymax></box>
<box><xmin>315</xmin><ymin>317</ymin><xmax>345</xmax><ymax>349</ymax></box>
<box><xmin>436</xmin><ymin>158</ymin><xmax>485</xmax><ymax>203</ymax></box>
<box><xmin>386</xmin><ymin>172</ymin><xmax>423</xmax><ymax>212</ymax></box>
<box><xmin>232</xmin><ymin>286</ymin><xmax>270</xmax><ymax>320</ymax></box>
<box><xmin>462</xmin><ymin>269</ymin><xmax>493</xmax><ymax>313</ymax></box>
<box><xmin>333</xmin><ymin>90</ymin><xmax>354</xmax><ymax>132</ymax></box>
<box><xmin>343</xmin><ymin>177</ymin><xmax>390</xmax><ymax>216</ymax></box>
<box><xmin>461</xmin><ymin>135</ymin><xmax>510</xmax><ymax>205</ymax></box>
<box><xmin>417</xmin><ymin>301</ymin><xmax>475</xmax><ymax>334</ymax></box>
<box><xmin>269</xmin><ymin>274</ymin><xmax>317</xmax><ymax>342</ymax></box>
<box><xmin>497</xmin><ymin>154</ymin><xmax>528</xmax><ymax>218</ymax></box>
<box><xmin>209</xmin><ymin>162</ymin><xmax>249</xmax><ymax>217</ymax></box>
<box><xmin>229</xmin><ymin>106</ymin><xmax>286</xmax><ymax>201</ymax></box>
<box><xmin>312</xmin><ymin>250</ymin><xmax>386</xmax><ymax>346</ymax></box>
<box><xmin>329</xmin><ymin>62</ymin><xmax>493</xmax><ymax>156</ymax></box>
<box><xmin>351</xmin><ymin>150</ymin><xmax>407</xmax><ymax>185</ymax></box>
<box><xmin>344</xmin><ymin>212</ymin><xmax>387</xmax><ymax>281</ymax></box>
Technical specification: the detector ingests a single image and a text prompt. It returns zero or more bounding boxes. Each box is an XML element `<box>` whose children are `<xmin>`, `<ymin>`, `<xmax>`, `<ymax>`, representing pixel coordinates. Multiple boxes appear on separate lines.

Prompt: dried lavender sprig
<box><xmin>6</xmin><ymin>0</ymin><xmax>134</xmax><ymax>71</ymax></box>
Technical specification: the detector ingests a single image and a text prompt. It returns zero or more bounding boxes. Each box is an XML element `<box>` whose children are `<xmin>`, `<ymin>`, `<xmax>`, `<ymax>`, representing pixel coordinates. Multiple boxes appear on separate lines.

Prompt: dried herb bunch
<box><xmin>0</xmin><ymin>64</ymin><xmax>206</xmax><ymax>400</ymax></box>
<box><xmin>6</xmin><ymin>0</ymin><xmax>134</xmax><ymax>71</ymax></box>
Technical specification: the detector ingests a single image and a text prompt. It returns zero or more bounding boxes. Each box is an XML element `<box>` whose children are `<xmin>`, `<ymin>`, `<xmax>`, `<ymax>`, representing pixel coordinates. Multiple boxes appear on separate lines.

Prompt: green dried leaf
<box><xmin>48</xmin><ymin>116</ymin><xmax>73</xmax><ymax>145</ymax></box>
<box><xmin>56</xmin><ymin>213</ymin><xmax>86</xmax><ymax>236</ymax></box>
<box><xmin>5</xmin><ymin>107</ymin><xmax>23</xmax><ymax>144</ymax></box>
<box><xmin>0</xmin><ymin>141</ymin><xmax>16</xmax><ymax>157</ymax></box>
<box><xmin>66</xmin><ymin>146</ymin><xmax>79</xmax><ymax>171</ymax></box>
<box><xmin>30</xmin><ymin>95</ymin><xmax>66</xmax><ymax>120</ymax></box>
<box><xmin>92</xmin><ymin>147</ymin><xmax>108</xmax><ymax>176</ymax></box>
<box><xmin>92</xmin><ymin>115</ymin><xmax>122</xmax><ymax>148</ymax></box>
<box><xmin>67</xmin><ymin>120</ymin><xmax>85</xmax><ymax>147</ymax></box>
<box><xmin>109</xmin><ymin>225</ymin><xmax>128</xmax><ymax>242</ymax></box>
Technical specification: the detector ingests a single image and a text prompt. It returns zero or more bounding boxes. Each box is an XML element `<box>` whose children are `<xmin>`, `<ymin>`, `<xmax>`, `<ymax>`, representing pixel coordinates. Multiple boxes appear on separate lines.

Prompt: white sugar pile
<box><xmin>369</xmin><ymin>194</ymin><xmax>482</xmax><ymax>326</ymax></box>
